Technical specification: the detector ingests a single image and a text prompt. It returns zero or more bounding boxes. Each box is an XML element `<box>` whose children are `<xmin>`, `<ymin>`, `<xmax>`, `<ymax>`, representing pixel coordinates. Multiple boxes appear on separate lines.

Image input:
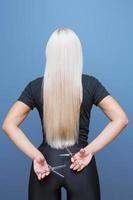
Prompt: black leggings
<box><xmin>28</xmin><ymin>139</ymin><xmax>101</xmax><ymax>200</ymax></box>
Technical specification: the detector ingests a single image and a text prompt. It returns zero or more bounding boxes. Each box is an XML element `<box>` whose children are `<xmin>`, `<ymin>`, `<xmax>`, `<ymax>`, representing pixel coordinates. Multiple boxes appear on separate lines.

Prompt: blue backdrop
<box><xmin>0</xmin><ymin>0</ymin><xmax>132</xmax><ymax>199</ymax></box>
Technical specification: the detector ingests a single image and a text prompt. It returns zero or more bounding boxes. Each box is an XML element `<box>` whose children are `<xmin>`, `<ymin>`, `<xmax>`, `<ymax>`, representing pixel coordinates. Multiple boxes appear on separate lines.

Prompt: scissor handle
<box><xmin>47</xmin><ymin>164</ymin><xmax>65</xmax><ymax>178</ymax></box>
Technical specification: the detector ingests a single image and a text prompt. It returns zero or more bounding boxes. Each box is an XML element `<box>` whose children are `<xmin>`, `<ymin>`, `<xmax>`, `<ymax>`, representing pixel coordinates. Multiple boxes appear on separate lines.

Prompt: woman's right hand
<box><xmin>33</xmin><ymin>154</ymin><xmax>50</xmax><ymax>180</ymax></box>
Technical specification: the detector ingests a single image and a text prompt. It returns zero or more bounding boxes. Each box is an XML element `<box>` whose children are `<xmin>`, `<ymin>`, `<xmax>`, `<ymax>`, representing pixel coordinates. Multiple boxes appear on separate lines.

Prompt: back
<box><xmin>17</xmin><ymin>73</ymin><xmax>110</xmax><ymax>142</ymax></box>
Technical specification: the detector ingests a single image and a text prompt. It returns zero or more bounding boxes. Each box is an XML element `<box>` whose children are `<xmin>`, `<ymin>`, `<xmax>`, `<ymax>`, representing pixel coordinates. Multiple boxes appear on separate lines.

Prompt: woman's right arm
<box><xmin>2</xmin><ymin>101</ymin><xmax>44</xmax><ymax>161</ymax></box>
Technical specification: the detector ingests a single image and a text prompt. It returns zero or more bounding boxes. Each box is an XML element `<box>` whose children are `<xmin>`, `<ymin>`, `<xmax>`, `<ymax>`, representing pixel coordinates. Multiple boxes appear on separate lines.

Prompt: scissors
<box><xmin>46</xmin><ymin>164</ymin><xmax>66</xmax><ymax>178</ymax></box>
<box><xmin>58</xmin><ymin>147</ymin><xmax>77</xmax><ymax>157</ymax></box>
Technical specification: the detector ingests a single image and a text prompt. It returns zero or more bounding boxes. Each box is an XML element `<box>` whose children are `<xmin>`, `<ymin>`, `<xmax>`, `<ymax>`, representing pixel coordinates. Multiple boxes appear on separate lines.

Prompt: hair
<box><xmin>42</xmin><ymin>27</ymin><xmax>83</xmax><ymax>149</ymax></box>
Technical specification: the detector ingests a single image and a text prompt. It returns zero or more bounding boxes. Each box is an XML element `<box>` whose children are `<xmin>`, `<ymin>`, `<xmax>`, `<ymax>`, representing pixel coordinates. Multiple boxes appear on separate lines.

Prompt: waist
<box><xmin>40</xmin><ymin>137</ymin><xmax>88</xmax><ymax>149</ymax></box>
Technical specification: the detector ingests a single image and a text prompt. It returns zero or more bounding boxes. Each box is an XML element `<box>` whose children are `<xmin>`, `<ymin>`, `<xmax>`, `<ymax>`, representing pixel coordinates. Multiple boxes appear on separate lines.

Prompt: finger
<box><xmin>73</xmin><ymin>161</ymin><xmax>82</xmax><ymax>170</ymax></box>
<box><xmin>41</xmin><ymin>173</ymin><xmax>45</xmax><ymax>178</ymax></box>
<box><xmin>70</xmin><ymin>163</ymin><xmax>75</xmax><ymax>169</ymax></box>
<box><xmin>37</xmin><ymin>172</ymin><xmax>41</xmax><ymax>180</ymax></box>
<box><xmin>77</xmin><ymin>164</ymin><xmax>85</xmax><ymax>172</ymax></box>
<box><xmin>71</xmin><ymin>156</ymin><xmax>76</xmax><ymax>163</ymax></box>
<box><xmin>73</xmin><ymin>164</ymin><xmax>80</xmax><ymax>170</ymax></box>
<box><xmin>75</xmin><ymin>160</ymin><xmax>85</xmax><ymax>169</ymax></box>
<box><xmin>43</xmin><ymin>168</ymin><xmax>50</xmax><ymax>176</ymax></box>
<box><xmin>76</xmin><ymin>162</ymin><xmax>85</xmax><ymax>171</ymax></box>
<box><xmin>70</xmin><ymin>163</ymin><xmax>76</xmax><ymax>169</ymax></box>
<box><xmin>35</xmin><ymin>171</ymin><xmax>39</xmax><ymax>177</ymax></box>
<box><xmin>70</xmin><ymin>160</ymin><xmax>78</xmax><ymax>169</ymax></box>
<box><xmin>45</xmin><ymin>171</ymin><xmax>50</xmax><ymax>176</ymax></box>
<box><xmin>72</xmin><ymin>160</ymin><xmax>79</xmax><ymax>170</ymax></box>
<box><xmin>39</xmin><ymin>172</ymin><xmax>43</xmax><ymax>179</ymax></box>
<box><xmin>41</xmin><ymin>168</ymin><xmax>50</xmax><ymax>178</ymax></box>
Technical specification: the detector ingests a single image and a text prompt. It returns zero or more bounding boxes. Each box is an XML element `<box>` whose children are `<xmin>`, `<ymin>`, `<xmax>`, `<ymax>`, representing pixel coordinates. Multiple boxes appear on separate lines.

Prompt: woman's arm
<box><xmin>2</xmin><ymin>101</ymin><xmax>44</xmax><ymax>161</ymax></box>
<box><xmin>85</xmin><ymin>95</ymin><xmax>129</xmax><ymax>155</ymax></box>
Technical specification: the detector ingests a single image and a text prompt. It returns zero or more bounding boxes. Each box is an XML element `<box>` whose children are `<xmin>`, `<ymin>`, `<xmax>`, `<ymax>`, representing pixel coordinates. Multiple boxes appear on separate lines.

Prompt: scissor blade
<box><xmin>65</xmin><ymin>147</ymin><xmax>73</xmax><ymax>156</ymax></box>
<box><xmin>59</xmin><ymin>153</ymin><xmax>75</xmax><ymax>156</ymax></box>
<box><xmin>52</xmin><ymin>169</ymin><xmax>64</xmax><ymax>178</ymax></box>
<box><xmin>52</xmin><ymin>164</ymin><xmax>66</xmax><ymax>170</ymax></box>
<box><xmin>58</xmin><ymin>153</ymin><xmax>70</xmax><ymax>156</ymax></box>
<box><xmin>48</xmin><ymin>164</ymin><xmax>66</xmax><ymax>170</ymax></box>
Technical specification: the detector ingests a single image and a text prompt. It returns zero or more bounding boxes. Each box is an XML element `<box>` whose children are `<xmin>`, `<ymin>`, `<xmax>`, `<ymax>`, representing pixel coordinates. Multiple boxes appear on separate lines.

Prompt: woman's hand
<box><xmin>33</xmin><ymin>154</ymin><xmax>50</xmax><ymax>180</ymax></box>
<box><xmin>70</xmin><ymin>148</ymin><xmax>94</xmax><ymax>172</ymax></box>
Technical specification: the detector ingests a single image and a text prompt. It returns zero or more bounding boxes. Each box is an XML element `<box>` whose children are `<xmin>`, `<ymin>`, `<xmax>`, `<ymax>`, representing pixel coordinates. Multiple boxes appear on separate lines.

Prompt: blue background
<box><xmin>0</xmin><ymin>0</ymin><xmax>132</xmax><ymax>199</ymax></box>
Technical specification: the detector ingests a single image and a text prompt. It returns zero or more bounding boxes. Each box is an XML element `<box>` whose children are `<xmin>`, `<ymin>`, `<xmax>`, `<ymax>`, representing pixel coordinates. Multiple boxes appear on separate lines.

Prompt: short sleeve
<box><xmin>92</xmin><ymin>76</ymin><xmax>110</xmax><ymax>106</ymax></box>
<box><xmin>17</xmin><ymin>81</ymin><xmax>36</xmax><ymax>110</ymax></box>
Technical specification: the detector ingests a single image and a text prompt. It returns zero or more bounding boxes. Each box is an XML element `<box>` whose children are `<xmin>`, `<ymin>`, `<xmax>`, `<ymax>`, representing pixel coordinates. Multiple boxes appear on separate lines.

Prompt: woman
<box><xmin>2</xmin><ymin>28</ymin><xmax>129</xmax><ymax>200</ymax></box>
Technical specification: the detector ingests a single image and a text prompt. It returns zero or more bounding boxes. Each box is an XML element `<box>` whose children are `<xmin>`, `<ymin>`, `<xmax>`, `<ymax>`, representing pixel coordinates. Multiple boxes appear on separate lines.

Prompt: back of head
<box><xmin>42</xmin><ymin>27</ymin><xmax>83</xmax><ymax>149</ymax></box>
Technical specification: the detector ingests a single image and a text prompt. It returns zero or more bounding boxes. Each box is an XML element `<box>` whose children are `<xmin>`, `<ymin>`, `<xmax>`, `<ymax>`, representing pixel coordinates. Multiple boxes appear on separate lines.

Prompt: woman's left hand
<box><xmin>70</xmin><ymin>148</ymin><xmax>94</xmax><ymax>172</ymax></box>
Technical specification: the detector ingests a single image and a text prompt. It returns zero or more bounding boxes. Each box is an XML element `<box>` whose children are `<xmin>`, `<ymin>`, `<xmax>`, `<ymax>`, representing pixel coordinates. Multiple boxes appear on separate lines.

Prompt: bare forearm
<box><xmin>85</xmin><ymin>119</ymin><xmax>128</xmax><ymax>155</ymax></box>
<box><xmin>2</xmin><ymin>125</ymin><xmax>43</xmax><ymax>161</ymax></box>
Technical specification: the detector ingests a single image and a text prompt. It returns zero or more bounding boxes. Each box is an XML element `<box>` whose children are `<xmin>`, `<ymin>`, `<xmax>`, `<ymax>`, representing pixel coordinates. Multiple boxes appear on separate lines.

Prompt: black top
<box><xmin>17</xmin><ymin>74</ymin><xmax>110</xmax><ymax>142</ymax></box>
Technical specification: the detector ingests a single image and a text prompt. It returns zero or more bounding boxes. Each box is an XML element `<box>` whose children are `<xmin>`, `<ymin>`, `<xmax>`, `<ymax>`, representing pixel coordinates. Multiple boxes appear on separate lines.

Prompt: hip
<box><xmin>36</xmin><ymin>138</ymin><xmax>97</xmax><ymax>170</ymax></box>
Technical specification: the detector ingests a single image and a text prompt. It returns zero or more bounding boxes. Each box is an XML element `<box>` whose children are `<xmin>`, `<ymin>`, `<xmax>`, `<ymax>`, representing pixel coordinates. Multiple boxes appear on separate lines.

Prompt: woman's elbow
<box><xmin>2</xmin><ymin>120</ymin><xmax>15</xmax><ymax>132</ymax></box>
<box><xmin>2</xmin><ymin>121</ymin><xmax>10</xmax><ymax>132</ymax></box>
<box><xmin>118</xmin><ymin>114</ymin><xmax>129</xmax><ymax>127</ymax></box>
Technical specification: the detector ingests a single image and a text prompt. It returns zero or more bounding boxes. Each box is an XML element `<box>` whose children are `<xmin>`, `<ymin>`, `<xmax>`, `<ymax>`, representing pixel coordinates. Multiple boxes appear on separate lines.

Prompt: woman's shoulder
<box><xmin>29</xmin><ymin>76</ymin><xmax>43</xmax><ymax>88</ymax></box>
<box><xmin>82</xmin><ymin>73</ymin><xmax>99</xmax><ymax>84</ymax></box>
<box><xmin>30</xmin><ymin>76</ymin><xmax>43</xmax><ymax>84</ymax></box>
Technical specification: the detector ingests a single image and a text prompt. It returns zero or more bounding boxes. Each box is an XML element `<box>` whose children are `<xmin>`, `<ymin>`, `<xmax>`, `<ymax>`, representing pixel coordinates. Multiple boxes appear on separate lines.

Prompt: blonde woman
<box><xmin>2</xmin><ymin>28</ymin><xmax>128</xmax><ymax>200</ymax></box>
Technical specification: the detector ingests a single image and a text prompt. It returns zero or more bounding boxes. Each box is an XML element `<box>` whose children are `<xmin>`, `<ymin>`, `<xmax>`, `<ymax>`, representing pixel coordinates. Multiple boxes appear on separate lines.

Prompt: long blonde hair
<box><xmin>42</xmin><ymin>28</ymin><xmax>83</xmax><ymax>149</ymax></box>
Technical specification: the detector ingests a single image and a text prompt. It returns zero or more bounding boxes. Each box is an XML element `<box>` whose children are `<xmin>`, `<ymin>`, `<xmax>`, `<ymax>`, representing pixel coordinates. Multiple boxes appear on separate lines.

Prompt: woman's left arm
<box><xmin>85</xmin><ymin>95</ymin><xmax>129</xmax><ymax>155</ymax></box>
